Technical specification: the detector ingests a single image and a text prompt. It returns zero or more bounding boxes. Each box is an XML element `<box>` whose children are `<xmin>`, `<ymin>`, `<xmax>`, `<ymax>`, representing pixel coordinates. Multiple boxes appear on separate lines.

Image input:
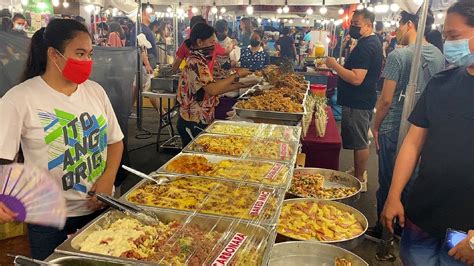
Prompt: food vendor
<box><xmin>239</xmin><ymin>30</ymin><xmax>270</xmax><ymax>71</ymax></box>
<box><xmin>0</xmin><ymin>19</ymin><xmax>124</xmax><ymax>260</ymax></box>
<box><xmin>176</xmin><ymin>23</ymin><xmax>252</xmax><ymax>146</ymax></box>
<box><xmin>172</xmin><ymin>15</ymin><xmax>206</xmax><ymax>73</ymax></box>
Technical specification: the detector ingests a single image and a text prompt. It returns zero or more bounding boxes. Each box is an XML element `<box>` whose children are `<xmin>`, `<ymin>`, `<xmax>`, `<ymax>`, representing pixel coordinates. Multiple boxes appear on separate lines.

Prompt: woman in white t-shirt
<box><xmin>0</xmin><ymin>19</ymin><xmax>124</xmax><ymax>260</ymax></box>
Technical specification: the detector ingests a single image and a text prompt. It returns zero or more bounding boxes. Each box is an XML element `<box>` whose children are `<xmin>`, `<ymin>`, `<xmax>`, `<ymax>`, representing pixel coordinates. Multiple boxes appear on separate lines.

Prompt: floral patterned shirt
<box><xmin>177</xmin><ymin>49</ymin><xmax>220</xmax><ymax>124</ymax></box>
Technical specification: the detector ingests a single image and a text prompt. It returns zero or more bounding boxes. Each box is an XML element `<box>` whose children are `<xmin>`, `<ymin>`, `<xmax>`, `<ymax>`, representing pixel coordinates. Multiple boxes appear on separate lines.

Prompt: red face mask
<box><xmin>55</xmin><ymin>50</ymin><xmax>93</xmax><ymax>84</ymax></box>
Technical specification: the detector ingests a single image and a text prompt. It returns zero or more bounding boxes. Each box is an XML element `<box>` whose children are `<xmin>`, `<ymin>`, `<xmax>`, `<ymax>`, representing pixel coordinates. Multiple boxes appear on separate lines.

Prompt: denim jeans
<box><xmin>28</xmin><ymin>210</ymin><xmax>104</xmax><ymax>260</ymax></box>
<box><xmin>376</xmin><ymin>130</ymin><xmax>417</xmax><ymax>220</ymax></box>
<box><xmin>400</xmin><ymin>219</ymin><xmax>466</xmax><ymax>266</ymax></box>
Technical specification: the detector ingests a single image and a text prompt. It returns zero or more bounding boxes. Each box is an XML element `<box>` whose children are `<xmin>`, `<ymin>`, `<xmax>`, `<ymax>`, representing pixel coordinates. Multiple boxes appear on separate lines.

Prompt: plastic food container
<box><xmin>310</xmin><ymin>84</ymin><xmax>327</xmax><ymax>97</ymax></box>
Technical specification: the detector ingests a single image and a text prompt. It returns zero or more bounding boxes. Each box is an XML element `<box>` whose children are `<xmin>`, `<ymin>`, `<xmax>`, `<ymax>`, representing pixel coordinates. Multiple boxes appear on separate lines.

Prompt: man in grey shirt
<box><xmin>368</xmin><ymin>10</ymin><xmax>445</xmax><ymax>241</ymax></box>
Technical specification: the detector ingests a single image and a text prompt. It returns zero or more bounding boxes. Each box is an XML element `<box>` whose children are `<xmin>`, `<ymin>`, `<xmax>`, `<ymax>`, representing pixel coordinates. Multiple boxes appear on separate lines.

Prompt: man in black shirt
<box><xmin>325</xmin><ymin>9</ymin><xmax>383</xmax><ymax>190</ymax></box>
<box><xmin>382</xmin><ymin>1</ymin><xmax>474</xmax><ymax>264</ymax></box>
<box><xmin>276</xmin><ymin>27</ymin><xmax>297</xmax><ymax>62</ymax></box>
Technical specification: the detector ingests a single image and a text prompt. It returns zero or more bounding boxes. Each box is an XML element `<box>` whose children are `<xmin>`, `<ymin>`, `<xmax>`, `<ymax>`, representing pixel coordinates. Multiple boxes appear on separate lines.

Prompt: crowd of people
<box><xmin>0</xmin><ymin>0</ymin><xmax>473</xmax><ymax>264</ymax></box>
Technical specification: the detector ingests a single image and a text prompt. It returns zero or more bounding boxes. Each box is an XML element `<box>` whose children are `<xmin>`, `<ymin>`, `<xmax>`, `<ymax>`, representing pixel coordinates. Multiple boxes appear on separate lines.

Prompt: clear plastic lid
<box><xmin>70</xmin><ymin>209</ymin><xmax>273</xmax><ymax>265</ymax></box>
<box><xmin>206</xmin><ymin>120</ymin><xmax>302</xmax><ymax>142</ymax></box>
<box><xmin>161</xmin><ymin>154</ymin><xmax>291</xmax><ymax>187</ymax></box>
<box><xmin>185</xmin><ymin>133</ymin><xmax>299</xmax><ymax>163</ymax></box>
<box><xmin>125</xmin><ymin>175</ymin><xmax>283</xmax><ymax>225</ymax></box>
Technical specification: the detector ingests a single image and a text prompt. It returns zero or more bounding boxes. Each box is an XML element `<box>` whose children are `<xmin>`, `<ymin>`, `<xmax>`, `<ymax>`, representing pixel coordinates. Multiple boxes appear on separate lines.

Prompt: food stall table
<box><xmin>142</xmin><ymin>91</ymin><xmax>180</xmax><ymax>151</ymax></box>
<box><xmin>301</xmin><ymin>107</ymin><xmax>341</xmax><ymax>170</ymax></box>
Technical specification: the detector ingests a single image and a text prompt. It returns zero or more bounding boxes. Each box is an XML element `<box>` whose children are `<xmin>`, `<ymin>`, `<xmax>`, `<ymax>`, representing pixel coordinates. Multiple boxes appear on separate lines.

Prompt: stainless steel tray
<box><xmin>205</xmin><ymin>120</ymin><xmax>302</xmax><ymax>142</ymax></box>
<box><xmin>151</xmin><ymin>76</ymin><xmax>178</xmax><ymax>93</ymax></box>
<box><xmin>56</xmin><ymin>209</ymin><xmax>274</xmax><ymax>266</ymax></box>
<box><xmin>277</xmin><ymin>199</ymin><xmax>368</xmax><ymax>250</ymax></box>
<box><xmin>121</xmin><ymin>175</ymin><xmax>286</xmax><ymax>227</ymax></box>
<box><xmin>233</xmin><ymin>83</ymin><xmax>309</xmax><ymax>123</ymax></box>
<box><xmin>287</xmin><ymin>168</ymin><xmax>361</xmax><ymax>204</ymax></box>
<box><xmin>158</xmin><ymin>153</ymin><xmax>293</xmax><ymax>189</ymax></box>
<box><xmin>269</xmin><ymin>241</ymin><xmax>368</xmax><ymax>266</ymax></box>
<box><xmin>182</xmin><ymin>133</ymin><xmax>300</xmax><ymax>164</ymax></box>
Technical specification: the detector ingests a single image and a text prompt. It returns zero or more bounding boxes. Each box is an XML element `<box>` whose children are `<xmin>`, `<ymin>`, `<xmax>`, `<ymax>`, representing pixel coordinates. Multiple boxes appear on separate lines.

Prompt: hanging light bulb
<box><xmin>283</xmin><ymin>18</ymin><xmax>288</xmax><ymax>22</ymax></box>
<box><xmin>306</xmin><ymin>20</ymin><xmax>310</xmax><ymax>24</ymax></box>
<box><xmin>257</xmin><ymin>17</ymin><xmax>262</xmax><ymax>23</ymax></box>
<box><xmin>191</xmin><ymin>6</ymin><xmax>198</xmax><ymax>14</ymax></box>
<box><xmin>390</xmin><ymin>3</ymin><xmax>400</xmax><ymax>12</ymax></box>
<box><xmin>21</xmin><ymin>0</ymin><xmax>28</xmax><ymax>6</ymax></box>
<box><xmin>211</xmin><ymin>1</ymin><xmax>218</xmax><ymax>14</ymax></box>
<box><xmin>283</xmin><ymin>5</ymin><xmax>289</xmax><ymax>13</ymax></box>
<box><xmin>166</xmin><ymin>6</ymin><xmax>172</xmax><ymax>13</ymax></box>
<box><xmin>301</xmin><ymin>18</ymin><xmax>306</xmax><ymax>23</ymax></box>
<box><xmin>52</xmin><ymin>0</ymin><xmax>59</xmax><ymax>7</ymax></box>
<box><xmin>118</xmin><ymin>11</ymin><xmax>123</xmax><ymax>15</ymax></box>
<box><xmin>436</xmin><ymin>12</ymin><xmax>444</xmax><ymax>19</ymax></box>
<box><xmin>246</xmin><ymin>0</ymin><xmax>253</xmax><ymax>15</ymax></box>
<box><xmin>319</xmin><ymin>0</ymin><xmax>327</xmax><ymax>15</ymax></box>
<box><xmin>220</xmin><ymin>7</ymin><xmax>226</xmax><ymax>14</ymax></box>
<box><xmin>338</xmin><ymin>7</ymin><xmax>344</xmax><ymax>15</ymax></box>
<box><xmin>277</xmin><ymin>7</ymin><xmax>283</xmax><ymax>14</ymax></box>
<box><xmin>177</xmin><ymin>2</ymin><xmax>184</xmax><ymax>15</ymax></box>
<box><xmin>112</xmin><ymin>7</ymin><xmax>118</xmax><ymax>14</ymax></box>
<box><xmin>146</xmin><ymin>3</ymin><xmax>153</xmax><ymax>14</ymax></box>
<box><xmin>288</xmin><ymin>19</ymin><xmax>293</xmax><ymax>24</ymax></box>
<box><xmin>306</xmin><ymin>7</ymin><xmax>313</xmax><ymax>15</ymax></box>
<box><xmin>319</xmin><ymin>6</ymin><xmax>327</xmax><ymax>15</ymax></box>
<box><xmin>36</xmin><ymin>1</ymin><xmax>47</xmax><ymax>9</ymax></box>
<box><xmin>218</xmin><ymin>15</ymin><xmax>223</xmax><ymax>19</ymax></box>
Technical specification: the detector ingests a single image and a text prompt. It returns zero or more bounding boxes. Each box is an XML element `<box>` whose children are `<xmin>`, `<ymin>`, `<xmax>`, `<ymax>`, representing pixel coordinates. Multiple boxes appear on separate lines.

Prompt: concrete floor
<box><xmin>0</xmin><ymin>107</ymin><xmax>403</xmax><ymax>265</ymax></box>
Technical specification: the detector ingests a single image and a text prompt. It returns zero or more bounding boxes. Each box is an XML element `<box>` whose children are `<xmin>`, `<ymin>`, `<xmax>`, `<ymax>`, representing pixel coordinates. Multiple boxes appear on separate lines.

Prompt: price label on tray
<box><xmin>212</xmin><ymin>232</ymin><xmax>248</xmax><ymax>266</ymax></box>
<box><xmin>280</xmin><ymin>143</ymin><xmax>289</xmax><ymax>159</ymax></box>
<box><xmin>284</xmin><ymin>128</ymin><xmax>294</xmax><ymax>140</ymax></box>
<box><xmin>249</xmin><ymin>191</ymin><xmax>271</xmax><ymax>216</ymax></box>
<box><xmin>265</xmin><ymin>163</ymin><xmax>284</xmax><ymax>180</ymax></box>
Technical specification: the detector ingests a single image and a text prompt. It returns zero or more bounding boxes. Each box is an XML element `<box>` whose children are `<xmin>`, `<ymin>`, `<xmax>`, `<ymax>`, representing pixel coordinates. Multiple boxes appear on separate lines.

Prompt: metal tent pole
<box><xmin>376</xmin><ymin>0</ymin><xmax>430</xmax><ymax>261</ymax></box>
<box><xmin>136</xmin><ymin>0</ymin><xmax>143</xmax><ymax>130</ymax></box>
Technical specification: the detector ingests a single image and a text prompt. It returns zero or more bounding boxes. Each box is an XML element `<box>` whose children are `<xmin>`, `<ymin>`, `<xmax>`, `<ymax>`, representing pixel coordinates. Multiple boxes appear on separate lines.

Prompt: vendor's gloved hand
<box><xmin>325</xmin><ymin>57</ymin><xmax>338</xmax><ymax>69</ymax></box>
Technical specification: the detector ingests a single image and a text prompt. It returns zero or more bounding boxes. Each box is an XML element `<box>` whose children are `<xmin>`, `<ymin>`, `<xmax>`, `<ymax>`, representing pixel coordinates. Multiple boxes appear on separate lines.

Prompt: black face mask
<box><xmin>250</xmin><ymin>39</ymin><xmax>260</xmax><ymax>47</ymax></box>
<box><xmin>349</xmin><ymin>25</ymin><xmax>362</xmax><ymax>39</ymax></box>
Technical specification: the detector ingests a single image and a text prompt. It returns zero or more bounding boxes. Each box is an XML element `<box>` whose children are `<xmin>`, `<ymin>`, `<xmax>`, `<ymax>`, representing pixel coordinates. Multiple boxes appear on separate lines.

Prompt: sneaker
<box><xmin>365</xmin><ymin>226</ymin><xmax>383</xmax><ymax>243</ymax></box>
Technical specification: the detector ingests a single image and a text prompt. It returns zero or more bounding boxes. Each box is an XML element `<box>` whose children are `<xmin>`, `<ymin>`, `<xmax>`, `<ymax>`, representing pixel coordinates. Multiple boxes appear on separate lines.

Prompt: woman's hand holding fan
<box><xmin>0</xmin><ymin>202</ymin><xmax>17</xmax><ymax>223</ymax></box>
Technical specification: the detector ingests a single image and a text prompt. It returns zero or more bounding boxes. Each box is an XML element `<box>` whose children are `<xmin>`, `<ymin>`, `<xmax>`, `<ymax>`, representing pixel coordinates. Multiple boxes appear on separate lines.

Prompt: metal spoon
<box><xmin>121</xmin><ymin>165</ymin><xmax>168</xmax><ymax>185</ymax></box>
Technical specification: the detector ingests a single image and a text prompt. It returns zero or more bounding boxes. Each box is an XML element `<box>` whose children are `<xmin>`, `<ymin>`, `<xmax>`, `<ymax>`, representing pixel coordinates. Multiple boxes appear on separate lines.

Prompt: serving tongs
<box><xmin>94</xmin><ymin>193</ymin><xmax>160</xmax><ymax>225</ymax></box>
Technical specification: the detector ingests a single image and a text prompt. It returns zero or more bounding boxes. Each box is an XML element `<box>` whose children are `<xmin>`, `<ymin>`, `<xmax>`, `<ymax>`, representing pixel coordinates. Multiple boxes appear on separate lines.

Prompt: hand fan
<box><xmin>0</xmin><ymin>163</ymin><xmax>66</xmax><ymax>229</ymax></box>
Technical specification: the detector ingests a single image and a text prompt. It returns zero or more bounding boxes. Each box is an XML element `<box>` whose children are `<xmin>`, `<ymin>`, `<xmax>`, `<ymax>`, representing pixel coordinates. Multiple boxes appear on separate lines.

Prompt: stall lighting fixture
<box><xmin>288</xmin><ymin>19</ymin><xmax>293</xmax><ymax>24</ymax></box>
<box><xmin>246</xmin><ymin>0</ymin><xmax>254</xmax><ymax>15</ymax></box>
<box><xmin>220</xmin><ymin>7</ymin><xmax>226</xmax><ymax>14</ymax></box>
<box><xmin>357</xmin><ymin>0</ymin><xmax>364</xmax><ymax>10</ymax></box>
<box><xmin>211</xmin><ymin>1</ymin><xmax>218</xmax><ymax>14</ymax></box>
<box><xmin>85</xmin><ymin>4</ymin><xmax>94</xmax><ymax>13</ymax></box>
<box><xmin>145</xmin><ymin>3</ymin><xmax>153</xmax><ymax>14</ymax></box>
<box><xmin>338</xmin><ymin>7</ymin><xmax>344</xmax><ymax>15</ymax></box>
<box><xmin>283</xmin><ymin>0</ymin><xmax>289</xmax><ymax>13</ymax></box>
<box><xmin>431</xmin><ymin>23</ymin><xmax>437</xmax><ymax>30</ymax></box>
<box><xmin>52</xmin><ymin>0</ymin><xmax>59</xmax><ymax>7</ymax></box>
<box><xmin>218</xmin><ymin>15</ymin><xmax>223</xmax><ymax>19</ymax></box>
<box><xmin>36</xmin><ymin>1</ymin><xmax>47</xmax><ymax>9</ymax></box>
<box><xmin>283</xmin><ymin>18</ymin><xmax>288</xmax><ymax>22</ymax></box>
<box><xmin>21</xmin><ymin>0</ymin><xmax>28</xmax><ymax>6</ymax></box>
<box><xmin>177</xmin><ymin>2</ymin><xmax>185</xmax><ymax>15</ymax></box>
<box><xmin>367</xmin><ymin>5</ymin><xmax>374</xmax><ymax>12</ymax></box>
<box><xmin>306</xmin><ymin>7</ymin><xmax>313</xmax><ymax>15</ymax></box>
<box><xmin>118</xmin><ymin>11</ymin><xmax>123</xmax><ymax>15</ymax></box>
<box><xmin>383</xmin><ymin>21</ymin><xmax>391</xmax><ymax>28</ymax></box>
<box><xmin>63</xmin><ymin>0</ymin><xmax>69</xmax><ymax>8</ymax></box>
<box><xmin>301</xmin><ymin>18</ymin><xmax>305</xmax><ymax>23</ymax></box>
<box><xmin>257</xmin><ymin>17</ymin><xmax>262</xmax><ymax>23</ymax></box>
<box><xmin>390</xmin><ymin>3</ymin><xmax>400</xmax><ymax>12</ymax></box>
<box><xmin>166</xmin><ymin>6</ymin><xmax>172</xmax><ymax>13</ymax></box>
<box><xmin>277</xmin><ymin>7</ymin><xmax>283</xmax><ymax>14</ymax></box>
<box><xmin>375</xmin><ymin>2</ymin><xmax>389</xmax><ymax>13</ymax></box>
<box><xmin>436</xmin><ymin>12</ymin><xmax>443</xmax><ymax>19</ymax></box>
<box><xmin>319</xmin><ymin>0</ymin><xmax>327</xmax><ymax>15</ymax></box>
<box><xmin>191</xmin><ymin>6</ymin><xmax>198</xmax><ymax>14</ymax></box>
<box><xmin>391</xmin><ymin>20</ymin><xmax>396</xmax><ymax>25</ymax></box>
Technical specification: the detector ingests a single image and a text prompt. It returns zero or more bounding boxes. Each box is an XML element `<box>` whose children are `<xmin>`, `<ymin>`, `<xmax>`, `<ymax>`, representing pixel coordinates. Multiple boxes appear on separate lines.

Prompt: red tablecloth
<box><xmin>301</xmin><ymin>107</ymin><xmax>342</xmax><ymax>170</ymax></box>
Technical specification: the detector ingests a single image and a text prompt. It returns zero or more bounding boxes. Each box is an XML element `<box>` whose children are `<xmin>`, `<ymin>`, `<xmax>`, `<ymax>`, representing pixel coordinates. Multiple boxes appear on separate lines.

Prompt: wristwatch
<box><xmin>469</xmin><ymin>236</ymin><xmax>474</xmax><ymax>250</ymax></box>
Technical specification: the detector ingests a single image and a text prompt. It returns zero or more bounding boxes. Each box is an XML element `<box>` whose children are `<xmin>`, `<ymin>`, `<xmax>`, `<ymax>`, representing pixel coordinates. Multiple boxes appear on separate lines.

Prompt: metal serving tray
<box><xmin>56</xmin><ymin>209</ymin><xmax>274</xmax><ymax>266</ymax></box>
<box><xmin>233</xmin><ymin>83</ymin><xmax>309</xmax><ymax>123</ymax></box>
<box><xmin>277</xmin><ymin>199</ymin><xmax>368</xmax><ymax>250</ymax></box>
<box><xmin>269</xmin><ymin>241</ymin><xmax>368</xmax><ymax>266</ymax></box>
<box><xmin>182</xmin><ymin>133</ymin><xmax>300</xmax><ymax>164</ymax></box>
<box><xmin>287</xmin><ymin>168</ymin><xmax>362</xmax><ymax>204</ymax></box>
<box><xmin>158</xmin><ymin>153</ymin><xmax>293</xmax><ymax>189</ymax></box>
<box><xmin>151</xmin><ymin>76</ymin><xmax>179</xmax><ymax>93</ymax></box>
<box><xmin>205</xmin><ymin>120</ymin><xmax>302</xmax><ymax>142</ymax></box>
<box><xmin>121</xmin><ymin>175</ymin><xmax>286</xmax><ymax>227</ymax></box>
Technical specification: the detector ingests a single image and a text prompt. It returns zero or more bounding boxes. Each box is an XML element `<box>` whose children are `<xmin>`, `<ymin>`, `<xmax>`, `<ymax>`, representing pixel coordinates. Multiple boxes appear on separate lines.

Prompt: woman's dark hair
<box><xmin>240</xmin><ymin>17</ymin><xmax>251</xmax><ymax>33</ymax></box>
<box><xmin>215</xmin><ymin>19</ymin><xmax>228</xmax><ymax>34</ymax></box>
<box><xmin>109</xmin><ymin>21</ymin><xmax>124</xmax><ymax>39</ymax></box>
<box><xmin>12</xmin><ymin>13</ymin><xmax>26</xmax><ymax>23</ymax></box>
<box><xmin>22</xmin><ymin>19</ymin><xmax>90</xmax><ymax>82</ymax></box>
<box><xmin>447</xmin><ymin>0</ymin><xmax>474</xmax><ymax>27</ymax></box>
<box><xmin>1</xmin><ymin>17</ymin><xmax>12</xmax><ymax>31</ymax></box>
<box><xmin>190</xmin><ymin>15</ymin><xmax>206</xmax><ymax>29</ymax></box>
<box><xmin>184</xmin><ymin>22</ymin><xmax>215</xmax><ymax>48</ymax></box>
<box><xmin>425</xmin><ymin>29</ymin><xmax>444</xmax><ymax>52</ymax></box>
<box><xmin>252</xmin><ymin>29</ymin><xmax>264</xmax><ymax>39</ymax></box>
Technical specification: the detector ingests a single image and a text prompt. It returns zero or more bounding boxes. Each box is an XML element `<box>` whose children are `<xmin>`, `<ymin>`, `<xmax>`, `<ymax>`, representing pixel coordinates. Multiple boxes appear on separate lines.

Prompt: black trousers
<box><xmin>176</xmin><ymin>116</ymin><xmax>207</xmax><ymax>148</ymax></box>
